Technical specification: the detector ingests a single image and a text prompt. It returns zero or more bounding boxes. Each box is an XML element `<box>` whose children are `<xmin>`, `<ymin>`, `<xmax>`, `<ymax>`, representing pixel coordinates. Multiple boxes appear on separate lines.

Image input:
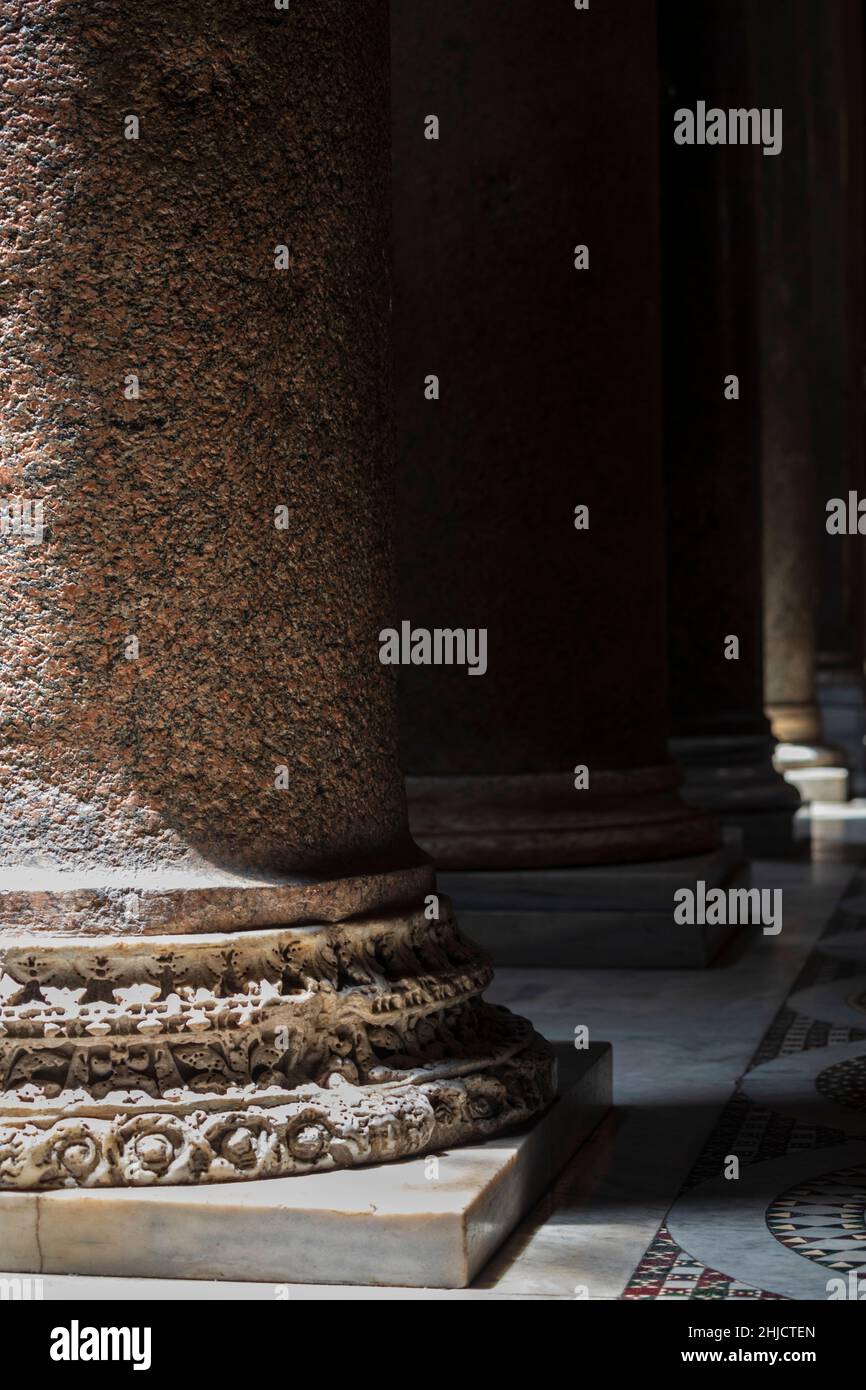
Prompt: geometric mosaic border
<box><xmin>623</xmin><ymin>867</ymin><xmax>866</xmax><ymax>1299</ymax></box>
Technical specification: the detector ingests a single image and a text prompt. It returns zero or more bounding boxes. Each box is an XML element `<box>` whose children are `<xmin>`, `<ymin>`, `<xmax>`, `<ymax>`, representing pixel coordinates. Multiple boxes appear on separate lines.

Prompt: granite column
<box><xmin>811</xmin><ymin>0</ymin><xmax>866</xmax><ymax>790</ymax></box>
<box><xmin>0</xmin><ymin>0</ymin><xmax>554</xmax><ymax>1190</ymax></box>
<box><xmin>392</xmin><ymin>0</ymin><xmax>730</xmax><ymax>967</ymax></box>
<box><xmin>753</xmin><ymin>0</ymin><xmax>847</xmax><ymax>790</ymax></box>
<box><xmin>660</xmin><ymin>0</ymin><xmax>801</xmax><ymax>851</ymax></box>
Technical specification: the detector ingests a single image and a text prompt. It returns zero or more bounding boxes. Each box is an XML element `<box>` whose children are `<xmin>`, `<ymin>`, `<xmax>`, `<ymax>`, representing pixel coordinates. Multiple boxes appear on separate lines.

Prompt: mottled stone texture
<box><xmin>392</xmin><ymin>0</ymin><xmax>717</xmax><ymax>868</ymax></box>
<box><xmin>660</xmin><ymin>0</ymin><xmax>798</xmax><ymax>838</ymax></box>
<box><xmin>0</xmin><ymin>1</ymin><xmax>556</xmax><ymax>1190</ymax></box>
<box><xmin>752</xmin><ymin>0</ymin><xmax>824</xmax><ymax>745</ymax></box>
<box><xmin>0</xmin><ymin>0</ymin><xmax>412</xmax><ymax>887</ymax></box>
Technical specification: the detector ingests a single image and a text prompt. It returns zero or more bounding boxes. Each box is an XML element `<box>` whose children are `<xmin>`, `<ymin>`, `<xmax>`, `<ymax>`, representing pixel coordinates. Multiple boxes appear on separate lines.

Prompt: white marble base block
<box><xmin>782</xmin><ymin>765</ymin><xmax>849</xmax><ymax>804</ymax></box>
<box><xmin>438</xmin><ymin>843</ymin><xmax>746</xmax><ymax>968</ymax></box>
<box><xmin>0</xmin><ymin>1044</ymin><xmax>610</xmax><ymax>1289</ymax></box>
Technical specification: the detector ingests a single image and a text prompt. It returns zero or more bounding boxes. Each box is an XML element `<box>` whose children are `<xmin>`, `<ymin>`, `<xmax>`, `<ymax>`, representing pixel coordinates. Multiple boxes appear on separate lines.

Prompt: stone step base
<box><xmin>0</xmin><ymin>1044</ymin><xmax>611</xmax><ymax>1289</ymax></box>
<box><xmin>438</xmin><ymin>843</ymin><xmax>746</xmax><ymax>967</ymax></box>
<box><xmin>783</xmin><ymin>766</ymin><xmax>850</xmax><ymax>804</ymax></box>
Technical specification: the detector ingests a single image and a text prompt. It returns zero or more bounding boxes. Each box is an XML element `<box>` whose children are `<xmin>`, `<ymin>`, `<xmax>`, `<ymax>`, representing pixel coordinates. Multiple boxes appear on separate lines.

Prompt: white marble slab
<box><xmin>784</xmin><ymin>766</ymin><xmax>849</xmax><ymax>803</ymax></box>
<box><xmin>439</xmin><ymin>843</ymin><xmax>746</xmax><ymax>967</ymax></box>
<box><xmin>0</xmin><ymin>1044</ymin><xmax>610</xmax><ymax>1290</ymax></box>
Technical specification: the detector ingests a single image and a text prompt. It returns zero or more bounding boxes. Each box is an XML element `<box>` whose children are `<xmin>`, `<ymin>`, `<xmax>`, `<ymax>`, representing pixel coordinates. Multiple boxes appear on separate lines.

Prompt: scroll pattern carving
<box><xmin>0</xmin><ymin>901</ymin><xmax>555</xmax><ymax>1186</ymax></box>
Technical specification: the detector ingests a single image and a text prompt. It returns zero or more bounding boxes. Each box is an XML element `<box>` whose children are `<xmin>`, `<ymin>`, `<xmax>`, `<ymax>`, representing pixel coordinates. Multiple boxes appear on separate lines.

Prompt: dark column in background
<box><xmin>392</xmin><ymin>0</ymin><xmax>718</xmax><ymax>871</ymax></box>
<box><xmin>812</xmin><ymin>0</ymin><xmax>866</xmax><ymax>785</ymax></box>
<box><xmin>660</xmin><ymin>0</ymin><xmax>800</xmax><ymax>851</ymax></box>
<box><xmin>752</xmin><ymin>0</ymin><xmax>841</xmax><ymax>769</ymax></box>
<box><xmin>859</xmin><ymin>0</ymin><xmax>866</xmax><ymax>691</ymax></box>
<box><xmin>814</xmin><ymin>7</ymin><xmax>850</xmax><ymax>673</ymax></box>
<box><xmin>848</xmin><ymin>0</ymin><xmax>866</xmax><ymax>686</ymax></box>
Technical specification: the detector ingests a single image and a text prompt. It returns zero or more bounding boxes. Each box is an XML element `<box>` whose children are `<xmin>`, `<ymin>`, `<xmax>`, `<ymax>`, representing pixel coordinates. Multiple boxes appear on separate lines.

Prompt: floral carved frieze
<box><xmin>0</xmin><ymin>900</ymin><xmax>555</xmax><ymax>1187</ymax></box>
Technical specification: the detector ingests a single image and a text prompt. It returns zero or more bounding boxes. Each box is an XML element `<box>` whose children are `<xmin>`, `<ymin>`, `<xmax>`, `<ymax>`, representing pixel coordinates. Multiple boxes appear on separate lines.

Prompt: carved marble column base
<box><xmin>407</xmin><ymin>767</ymin><xmax>719</xmax><ymax>871</ymax></box>
<box><xmin>777</xmin><ymin>762</ymin><xmax>850</xmax><ymax>805</ymax></box>
<box><xmin>765</xmin><ymin>701</ymin><xmax>827</xmax><ymax>747</ymax></box>
<box><xmin>670</xmin><ymin>733</ymin><xmax>801</xmax><ymax>855</ymax></box>
<box><xmin>771</xmin><ymin>742</ymin><xmax>850</xmax><ymax>805</ymax></box>
<box><xmin>0</xmin><ymin>1043</ymin><xmax>609</xmax><ymax>1288</ymax></box>
<box><xmin>765</xmin><ymin>698</ymin><xmax>849</xmax><ymax>804</ymax></box>
<box><xmin>0</xmin><ymin>902</ymin><xmax>554</xmax><ymax>1189</ymax></box>
<box><xmin>771</xmin><ymin>742</ymin><xmax>847</xmax><ymax>773</ymax></box>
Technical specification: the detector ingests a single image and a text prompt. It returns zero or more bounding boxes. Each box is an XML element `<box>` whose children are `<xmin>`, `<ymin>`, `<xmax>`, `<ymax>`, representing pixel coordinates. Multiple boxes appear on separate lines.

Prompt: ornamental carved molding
<box><xmin>0</xmin><ymin>900</ymin><xmax>555</xmax><ymax>1187</ymax></box>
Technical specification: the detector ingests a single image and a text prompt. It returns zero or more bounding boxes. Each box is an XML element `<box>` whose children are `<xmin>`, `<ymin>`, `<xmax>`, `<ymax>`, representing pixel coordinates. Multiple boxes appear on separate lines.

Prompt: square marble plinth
<box><xmin>439</xmin><ymin>842</ymin><xmax>745</xmax><ymax>968</ymax></box>
<box><xmin>783</xmin><ymin>765</ymin><xmax>849</xmax><ymax>804</ymax></box>
<box><xmin>0</xmin><ymin>1044</ymin><xmax>610</xmax><ymax>1289</ymax></box>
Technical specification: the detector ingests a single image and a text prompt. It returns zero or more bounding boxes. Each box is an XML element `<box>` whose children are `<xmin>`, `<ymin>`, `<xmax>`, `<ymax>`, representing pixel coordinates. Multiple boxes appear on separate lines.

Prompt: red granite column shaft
<box><xmin>0</xmin><ymin>0</ymin><xmax>554</xmax><ymax>1191</ymax></box>
<box><xmin>0</xmin><ymin>0</ymin><xmax>420</xmax><ymax>928</ymax></box>
<box><xmin>392</xmin><ymin>0</ymin><xmax>717</xmax><ymax>870</ymax></box>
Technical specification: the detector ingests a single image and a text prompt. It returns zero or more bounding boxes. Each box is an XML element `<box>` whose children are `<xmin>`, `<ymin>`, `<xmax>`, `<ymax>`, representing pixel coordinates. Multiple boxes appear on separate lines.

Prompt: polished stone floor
<box><xmin>5</xmin><ymin>818</ymin><xmax>866</xmax><ymax>1301</ymax></box>
<box><xmin>486</xmin><ymin>839</ymin><xmax>865</xmax><ymax>1301</ymax></box>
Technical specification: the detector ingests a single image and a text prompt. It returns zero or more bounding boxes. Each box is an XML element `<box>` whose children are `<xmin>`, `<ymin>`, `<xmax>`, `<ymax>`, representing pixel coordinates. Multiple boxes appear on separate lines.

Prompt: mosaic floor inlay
<box><xmin>623</xmin><ymin>870</ymin><xmax>866</xmax><ymax>1299</ymax></box>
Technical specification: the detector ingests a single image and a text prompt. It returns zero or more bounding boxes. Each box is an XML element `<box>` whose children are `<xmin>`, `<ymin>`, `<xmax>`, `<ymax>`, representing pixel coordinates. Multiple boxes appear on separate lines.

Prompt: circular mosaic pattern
<box><xmin>739</xmin><ymin>1041</ymin><xmax>866</xmax><ymax>1137</ymax></box>
<box><xmin>817</xmin><ymin>1056</ymin><xmax>866</xmax><ymax>1112</ymax></box>
<box><xmin>767</xmin><ymin>1165</ymin><xmax>866</xmax><ymax>1272</ymax></box>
